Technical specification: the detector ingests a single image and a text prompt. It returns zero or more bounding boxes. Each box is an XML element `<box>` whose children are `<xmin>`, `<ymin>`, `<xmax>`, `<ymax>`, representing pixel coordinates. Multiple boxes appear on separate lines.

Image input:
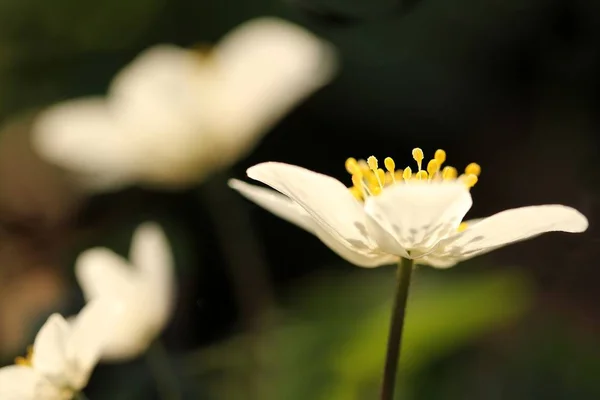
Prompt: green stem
<box><xmin>146</xmin><ymin>340</ymin><xmax>182</xmax><ymax>400</ymax></box>
<box><xmin>380</xmin><ymin>257</ymin><xmax>414</xmax><ymax>400</ymax></box>
<box><xmin>75</xmin><ymin>392</ymin><xmax>90</xmax><ymax>400</ymax></box>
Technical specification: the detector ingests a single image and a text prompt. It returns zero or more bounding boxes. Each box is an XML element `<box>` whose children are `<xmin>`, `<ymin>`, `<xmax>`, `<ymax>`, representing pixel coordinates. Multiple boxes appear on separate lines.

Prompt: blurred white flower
<box><xmin>32</xmin><ymin>17</ymin><xmax>337</xmax><ymax>191</ymax></box>
<box><xmin>229</xmin><ymin>148</ymin><xmax>588</xmax><ymax>268</ymax></box>
<box><xmin>0</xmin><ymin>300</ymin><xmax>115</xmax><ymax>400</ymax></box>
<box><xmin>75</xmin><ymin>222</ymin><xmax>175</xmax><ymax>361</ymax></box>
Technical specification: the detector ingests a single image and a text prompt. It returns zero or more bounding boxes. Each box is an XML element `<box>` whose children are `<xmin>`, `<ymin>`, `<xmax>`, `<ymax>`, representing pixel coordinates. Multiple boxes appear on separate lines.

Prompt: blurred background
<box><xmin>0</xmin><ymin>0</ymin><xmax>599</xmax><ymax>399</ymax></box>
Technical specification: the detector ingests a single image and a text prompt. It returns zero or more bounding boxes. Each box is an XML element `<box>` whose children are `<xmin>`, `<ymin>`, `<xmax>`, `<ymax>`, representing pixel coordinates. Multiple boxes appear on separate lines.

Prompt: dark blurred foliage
<box><xmin>1</xmin><ymin>0</ymin><xmax>600</xmax><ymax>399</ymax></box>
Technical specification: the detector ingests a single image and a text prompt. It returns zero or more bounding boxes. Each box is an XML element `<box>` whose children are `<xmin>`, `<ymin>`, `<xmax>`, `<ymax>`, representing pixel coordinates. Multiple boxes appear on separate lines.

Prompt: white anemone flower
<box><xmin>32</xmin><ymin>17</ymin><xmax>337</xmax><ymax>191</ymax></box>
<box><xmin>0</xmin><ymin>300</ymin><xmax>116</xmax><ymax>400</ymax></box>
<box><xmin>229</xmin><ymin>148</ymin><xmax>589</xmax><ymax>269</ymax></box>
<box><xmin>75</xmin><ymin>222</ymin><xmax>175</xmax><ymax>361</ymax></box>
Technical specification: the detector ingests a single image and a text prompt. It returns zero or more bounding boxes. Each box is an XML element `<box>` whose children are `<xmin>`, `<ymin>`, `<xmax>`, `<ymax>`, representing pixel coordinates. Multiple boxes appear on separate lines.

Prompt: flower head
<box><xmin>32</xmin><ymin>17</ymin><xmax>337</xmax><ymax>191</ymax></box>
<box><xmin>0</xmin><ymin>300</ymin><xmax>116</xmax><ymax>400</ymax></box>
<box><xmin>75</xmin><ymin>222</ymin><xmax>175</xmax><ymax>361</ymax></box>
<box><xmin>229</xmin><ymin>148</ymin><xmax>588</xmax><ymax>268</ymax></box>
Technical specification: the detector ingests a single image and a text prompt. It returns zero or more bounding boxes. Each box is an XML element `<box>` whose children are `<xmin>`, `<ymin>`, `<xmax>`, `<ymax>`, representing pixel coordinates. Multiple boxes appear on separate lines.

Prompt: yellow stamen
<box><xmin>427</xmin><ymin>159</ymin><xmax>440</xmax><ymax>178</ymax></box>
<box><xmin>384</xmin><ymin>157</ymin><xmax>395</xmax><ymax>172</ymax></box>
<box><xmin>384</xmin><ymin>172</ymin><xmax>394</xmax><ymax>185</ymax></box>
<box><xmin>15</xmin><ymin>346</ymin><xmax>34</xmax><ymax>367</ymax></box>
<box><xmin>463</xmin><ymin>174</ymin><xmax>478</xmax><ymax>188</ymax></box>
<box><xmin>367</xmin><ymin>156</ymin><xmax>378</xmax><ymax>171</ymax></box>
<box><xmin>343</xmin><ymin>149</ymin><xmax>481</xmax><ymax>203</ymax></box>
<box><xmin>434</xmin><ymin>149</ymin><xmax>446</xmax><ymax>165</ymax></box>
<box><xmin>465</xmin><ymin>162</ymin><xmax>481</xmax><ymax>176</ymax></box>
<box><xmin>384</xmin><ymin>157</ymin><xmax>396</xmax><ymax>183</ymax></box>
<box><xmin>442</xmin><ymin>166</ymin><xmax>457</xmax><ymax>180</ymax></box>
<box><xmin>412</xmin><ymin>148</ymin><xmax>424</xmax><ymax>171</ymax></box>
<box><xmin>458</xmin><ymin>222</ymin><xmax>468</xmax><ymax>232</ymax></box>
<box><xmin>416</xmin><ymin>170</ymin><xmax>428</xmax><ymax>180</ymax></box>
<box><xmin>394</xmin><ymin>169</ymin><xmax>404</xmax><ymax>182</ymax></box>
<box><xmin>345</xmin><ymin>157</ymin><xmax>360</xmax><ymax>175</ymax></box>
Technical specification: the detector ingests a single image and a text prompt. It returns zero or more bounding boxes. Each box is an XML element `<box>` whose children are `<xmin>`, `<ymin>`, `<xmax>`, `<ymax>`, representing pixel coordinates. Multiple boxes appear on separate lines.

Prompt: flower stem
<box><xmin>380</xmin><ymin>257</ymin><xmax>414</xmax><ymax>400</ymax></box>
<box><xmin>146</xmin><ymin>340</ymin><xmax>182</xmax><ymax>400</ymax></box>
<box><xmin>75</xmin><ymin>392</ymin><xmax>90</xmax><ymax>400</ymax></box>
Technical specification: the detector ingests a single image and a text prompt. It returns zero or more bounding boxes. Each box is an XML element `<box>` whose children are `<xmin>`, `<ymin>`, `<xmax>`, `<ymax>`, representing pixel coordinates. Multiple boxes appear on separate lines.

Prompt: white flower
<box><xmin>0</xmin><ymin>300</ymin><xmax>115</xmax><ymax>400</ymax></box>
<box><xmin>229</xmin><ymin>148</ymin><xmax>589</xmax><ymax>268</ymax></box>
<box><xmin>32</xmin><ymin>17</ymin><xmax>337</xmax><ymax>191</ymax></box>
<box><xmin>75</xmin><ymin>222</ymin><xmax>175</xmax><ymax>361</ymax></box>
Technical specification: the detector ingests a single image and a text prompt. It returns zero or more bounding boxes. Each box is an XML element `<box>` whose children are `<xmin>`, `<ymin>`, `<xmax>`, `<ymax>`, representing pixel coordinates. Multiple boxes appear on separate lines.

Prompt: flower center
<box><xmin>345</xmin><ymin>147</ymin><xmax>481</xmax><ymax>202</ymax></box>
<box><xmin>15</xmin><ymin>345</ymin><xmax>34</xmax><ymax>367</ymax></box>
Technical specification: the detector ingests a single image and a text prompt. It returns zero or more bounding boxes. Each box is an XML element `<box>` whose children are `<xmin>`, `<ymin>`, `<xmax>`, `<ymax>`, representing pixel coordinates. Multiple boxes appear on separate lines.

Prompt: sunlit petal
<box><xmin>364</xmin><ymin>181</ymin><xmax>472</xmax><ymax>254</ymax></box>
<box><xmin>230</xmin><ymin>179</ymin><xmax>396</xmax><ymax>267</ymax></box>
<box><xmin>247</xmin><ymin>162</ymin><xmax>377</xmax><ymax>250</ymax></box>
<box><xmin>229</xmin><ymin>179</ymin><xmax>316</xmax><ymax>233</ymax></box>
<box><xmin>432</xmin><ymin>204</ymin><xmax>589</xmax><ymax>262</ymax></box>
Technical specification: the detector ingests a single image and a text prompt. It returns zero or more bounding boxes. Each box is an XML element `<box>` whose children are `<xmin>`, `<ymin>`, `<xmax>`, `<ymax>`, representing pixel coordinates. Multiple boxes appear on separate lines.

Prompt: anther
<box><xmin>458</xmin><ymin>222</ymin><xmax>468</xmax><ymax>232</ymax></box>
<box><xmin>416</xmin><ymin>170</ymin><xmax>428</xmax><ymax>180</ymax></box>
<box><xmin>345</xmin><ymin>157</ymin><xmax>359</xmax><ymax>175</ymax></box>
<box><xmin>367</xmin><ymin>156</ymin><xmax>379</xmax><ymax>171</ymax></box>
<box><xmin>384</xmin><ymin>157</ymin><xmax>395</xmax><ymax>172</ymax></box>
<box><xmin>403</xmin><ymin>167</ymin><xmax>412</xmax><ymax>181</ymax></box>
<box><xmin>412</xmin><ymin>148</ymin><xmax>424</xmax><ymax>171</ymax></box>
<box><xmin>349</xmin><ymin>186</ymin><xmax>363</xmax><ymax>200</ymax></box>
<box><xmin>442</xmin><ymin>166</ymin><xmax>457</xmax><ymax>180</ymax></box>
<box><xmin>434</xmin><ymin>149</ymin><xmax>446</xmax><ymax>165</ymax></box>
<box><xmin>465</xmin><ymin>162</ymin><xmax>481</xmax><ymax>176</ymax></box>
<box><xmin>463</xmin><ymin>174</ymin><xmax>478</xmax><ymax>188</ymax></box>
<box><xmin>427</xmin><ymin>159</ymin><xmax>440</xmax><ymax>177</ymax></box>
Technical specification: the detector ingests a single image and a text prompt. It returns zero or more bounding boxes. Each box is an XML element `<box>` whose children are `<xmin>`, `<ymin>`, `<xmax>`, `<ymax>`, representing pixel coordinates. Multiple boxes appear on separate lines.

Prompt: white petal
<box><xmin>364</xmin><ymin>181</ymin><xmax>473</xmax><ymax>255</ymax></box>
<box><xmin>32</xmin><ymin>314</ymin><xmax>70</xmax><ymax>383</ymax></box>
<box><xmin>246</xmin><ymin>163</ymin><xmax>378</xmax><ymax>251</ymax></box>
<box><xmin>108</xmin><ymin>45</ymin><xmax>236</xmax><ymax>187</ymax></box>
<box><xmin>31</xmin><ymin>98</ymin><xmax>138</xmax><ymax>191</ymax></box>
<box><xmin>207</xmin><ymin>18</ymin><xmax>337</xmax><ymax>157</ymax></box>
<box><xmin>229</xmin><ymin>179</ymin><xmax>396</xmax><ymax>267</ymax></box>
<box><xmin>0</xmin><ymin>366</ymin><xmax>53</xmax><ymax>400</ymax></box>
<box><xmin>228</xmin><ymin>179</ymin><xmax>316</xmax><ymax>233</ymax></box>
<box><xmin>129</xmin><ymin>222</ymin><xmax>175</xmax><ymax>329</ymax></box>
<box><xmin>108</xmin><ymin>45</ymin><xmax>204</xmax><ymax>147</ymax></box>
<box><xmin>75</xmin><ymin>248</ymin><xmax>136</xmax><ymax>301</ymax></box>
<box><xmin>66</xmin><ymin>300</ymin><xmax>119</xmax><ymax>390</ymax></box>
<box><xmin>432</xmin><ymin>204</ymin><xmax>589</xmax><ymax>262</ymax></box>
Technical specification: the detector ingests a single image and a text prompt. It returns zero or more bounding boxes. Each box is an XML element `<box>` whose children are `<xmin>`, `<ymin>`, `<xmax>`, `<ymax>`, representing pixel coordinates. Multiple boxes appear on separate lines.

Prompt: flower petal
<box><xmin>32</xmin><ymin>314</ymin><xmax>70</xmax><ymax>383</ymax></box>
<box><xmin>431</xmin><ymin>204</ymin><xmax>589</xmax><ymax>262</ymax></box>
<box><xmin>209</xmin><ymin>18</ymin><xmax>337</xmax><ymax>155</ymax></box>
<box><xmin>229</xmin><ymin>179</ymin><xmax>396</xmax><ymax>267</ymax></box>
<box><xmin>75</xmin><ymin>248</ymin><xmax>136</xmax><ymax>301</ymax></box>
<box><xmin>228</xmin><ymin>179</ymin><xmax>316</xmax><ymax>233</ymax></box>
<box><xmin>0</xmin><ymin>366</ymin><xmax>49</xmax><ymax>400</ymax></box>
<box><xmin>66</xmin><ymin>300</ymin><xmax>120</xmax><ymax>390</ymax></box>
<box><xmin>129</xmin><ymin>222</ymin><xmax>175</xmax><ymax>329</ymax></box>
<box><xmin>32</xmin><ymin>98</ymin><xmax>138</xmax><ymax>191</ymax></box>
<box><xmin>364</xmin><ymin>182</ymin><xmax>473</xmax><ymax>255</ymax></box>
<box><xmin>246</xmin><ymin>162</ymin><xmax>380</xmax><ymax>251</ymax></box>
